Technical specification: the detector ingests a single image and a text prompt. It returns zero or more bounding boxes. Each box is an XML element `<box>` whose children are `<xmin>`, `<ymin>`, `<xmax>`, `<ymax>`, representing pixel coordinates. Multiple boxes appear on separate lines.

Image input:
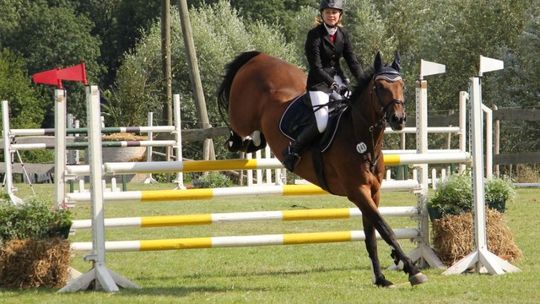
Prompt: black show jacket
<box><xmin>305</xmin><ymin>24</ymin><xmax>363</xmax><ymax>93</ymax></box>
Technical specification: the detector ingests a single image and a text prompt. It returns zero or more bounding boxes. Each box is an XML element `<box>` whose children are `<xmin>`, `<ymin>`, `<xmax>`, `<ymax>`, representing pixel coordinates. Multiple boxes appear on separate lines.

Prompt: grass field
<box><xmin>1</xmin><ymin>184</ymin><xmax>539</xmax><ymax>303</ymax></box>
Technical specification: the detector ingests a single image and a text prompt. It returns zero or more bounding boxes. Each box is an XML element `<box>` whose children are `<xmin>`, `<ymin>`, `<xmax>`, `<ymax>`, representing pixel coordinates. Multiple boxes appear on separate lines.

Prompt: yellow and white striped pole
<box><xmin>71</xmin><ymin>206</ymin><xmax>418</xmax><ymax>229</ymax></box>
<box><xmin>71</xmin><ymin>228</ymin><xmax>419</xmax><ymax>252</ymax></box>
<box><xmin>65</xmin><ymin>152</ymin><xmax>471</xmax><ymax>176</ymax></box>
<box><xmin>67</xmin><ymin>181</ymin><xmax>420</xmax><ymax>203</ymax></box>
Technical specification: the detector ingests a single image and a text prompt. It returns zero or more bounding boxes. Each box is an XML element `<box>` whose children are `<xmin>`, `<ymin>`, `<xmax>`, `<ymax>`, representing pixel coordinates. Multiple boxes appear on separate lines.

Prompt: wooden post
<box><xmin>161</xmin><ymin>0</ymin><xmax>173</xmax><ymax>161</ymax></box>
<box><xmin>177</xmin><ymin>0</ymin><xmax>214</xmax><ymax>160</ymax></box>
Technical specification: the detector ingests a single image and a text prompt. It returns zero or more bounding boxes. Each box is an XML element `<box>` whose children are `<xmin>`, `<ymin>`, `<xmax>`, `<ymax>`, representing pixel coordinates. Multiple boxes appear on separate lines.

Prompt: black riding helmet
<box><xmin>319</xmin><ymin>0</ymin><xmax>344</xmax><ymax>12</ymax></box>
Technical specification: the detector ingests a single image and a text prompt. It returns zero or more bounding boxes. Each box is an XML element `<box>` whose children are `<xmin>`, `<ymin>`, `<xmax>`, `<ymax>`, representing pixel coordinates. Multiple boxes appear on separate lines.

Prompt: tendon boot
<box><xmin>282</xmin><ymin>123</ymin><xmax>320</xmax><ymax>172</ymax></box>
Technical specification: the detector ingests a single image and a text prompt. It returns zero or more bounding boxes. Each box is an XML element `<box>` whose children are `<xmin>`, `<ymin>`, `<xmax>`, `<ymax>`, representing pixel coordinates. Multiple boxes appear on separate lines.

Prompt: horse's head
<box><xmin>371</xmin><ymin>51</ymin><xmax>406</xmax><ymax>131</ymax></box>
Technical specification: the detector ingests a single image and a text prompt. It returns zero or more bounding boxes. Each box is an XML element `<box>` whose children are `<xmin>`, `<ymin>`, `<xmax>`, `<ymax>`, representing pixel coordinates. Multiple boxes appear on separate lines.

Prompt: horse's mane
<box><xmin>350</xmin><ymin>65</ymin><xmax>375</xmax><ymax>102</ymax></box>
<box><xmin>217</xmin><ymin>51</ymin><xmax>262</xmax><ymax>124</ymax></box>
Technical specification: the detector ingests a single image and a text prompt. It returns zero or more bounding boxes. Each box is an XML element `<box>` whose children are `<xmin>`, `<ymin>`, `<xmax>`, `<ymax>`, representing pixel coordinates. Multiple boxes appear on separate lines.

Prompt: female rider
<box><xmin>282</xmin><ymin>0</ymin><xmax>364</xmax><ymax>171</ymax></box>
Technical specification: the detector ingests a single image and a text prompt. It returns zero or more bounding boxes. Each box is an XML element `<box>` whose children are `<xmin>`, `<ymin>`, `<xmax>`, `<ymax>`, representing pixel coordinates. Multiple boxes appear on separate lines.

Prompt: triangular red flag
<box><xmin>32</xmin><ymin>63</ymin><xmax>88</xmax><ymax>88</ymax></box>
<box><xmin>57</xmin><ymin>63</ymin><xmax>88</xmax><ymax>85</ymax></box>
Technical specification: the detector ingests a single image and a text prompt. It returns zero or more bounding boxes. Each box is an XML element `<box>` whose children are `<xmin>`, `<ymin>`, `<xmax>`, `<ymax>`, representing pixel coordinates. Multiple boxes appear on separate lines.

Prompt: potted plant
<box><xmin>427</xmin><ymin>174</ymin><xmax>521</xmax><ymax>266</ymax></box>
<box><xmin>485</xmin><ymin>177</ymin><xmax>516</xmax><ymax>213</ymax></box>
<box><xmin>427</xmin><ymin>174</ymin><xmax>472</xmax><ymax>220</ymax></box>
<box><xmin>427</xmin><ymin>174</ymin><xmax>516</xmax><ymax>220</ymax></box>
<box><xmin>0</xmin><ymin>197</ymin><xmax>72</xmax><ymax>288</ymax></box>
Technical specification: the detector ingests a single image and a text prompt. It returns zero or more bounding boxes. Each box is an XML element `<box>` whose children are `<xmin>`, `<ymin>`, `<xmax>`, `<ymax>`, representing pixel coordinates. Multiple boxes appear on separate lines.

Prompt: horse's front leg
<box><xmin>350</xmin><ymin>188</ymin><xmax>428</xmax><ymax>286</ymax></box>
<box><xmin>363</xmin><ymin>215</ymin><xmax>395</xmax><ymax>288</ymax></box>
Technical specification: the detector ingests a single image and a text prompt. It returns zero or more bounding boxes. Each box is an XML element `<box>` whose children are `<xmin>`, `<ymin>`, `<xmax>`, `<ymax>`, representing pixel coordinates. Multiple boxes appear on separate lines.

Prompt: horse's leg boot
<box><xmin>282</xmin><ymin>123</ymin><xmax>320</xmax><ymax>171</ymax></box>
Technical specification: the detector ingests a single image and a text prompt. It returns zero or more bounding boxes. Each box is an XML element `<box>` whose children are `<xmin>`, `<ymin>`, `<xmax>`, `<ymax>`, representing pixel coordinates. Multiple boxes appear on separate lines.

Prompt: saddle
<box><xmin>279</xmin><ymin>92</ymin><xmax>350</xmax><ymax>193</ymax></box>
<box><xmin>279</xmin><ymin>92</ymin><xmax>350</xmax><ymax>153</ymax></box>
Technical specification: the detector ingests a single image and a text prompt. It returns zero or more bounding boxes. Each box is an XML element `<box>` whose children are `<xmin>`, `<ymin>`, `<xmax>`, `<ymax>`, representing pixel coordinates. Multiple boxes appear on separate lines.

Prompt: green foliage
<box><xmin>485</xmin><ymin>177</ymin><xmax>516</xmax><ymax>208</ymax></box>
<box><xmin>429</xmin><ymin>174</ymin><xmax>517</xmax><ymax>218</ymax></box>
<box><xmin>429</xmin><ymin>174</ymin><xmax>473</xmax><ymax>217</ymax></box>
<box><xmin>0</xmin><ymin>50</ymin><xmax>44</xmax><ymax>129</ymax></box>
<box><xmin>18</xmin><ymin>150</ymin><xmax>55</xmax><ymax>164</ymax></box>
<box><xmin>0</xmin><ymin>197</ymin><xmax>72</xmax><ymax>242</ymax></box>
<box><xmin>191</xmin><ymin>172</ymin><xmax>232</xmax><ymax>189</ymax></box>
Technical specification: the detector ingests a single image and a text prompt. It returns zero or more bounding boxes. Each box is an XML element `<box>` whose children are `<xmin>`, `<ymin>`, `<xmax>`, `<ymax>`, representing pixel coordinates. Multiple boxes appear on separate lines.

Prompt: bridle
<box><xmin>357</xmin><ymin>69</ymin><xmax>405</xmax><ymax>172</ymax></box>
<box><xmin>371</xmin><ymin>71</ymin><xmax>405</xmax><ymax>124</ymax></box>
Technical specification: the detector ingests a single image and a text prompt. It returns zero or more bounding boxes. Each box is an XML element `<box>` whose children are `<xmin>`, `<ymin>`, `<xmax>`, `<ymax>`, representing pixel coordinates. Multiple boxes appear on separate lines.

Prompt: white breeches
<box><xmin>309</xmin><ymin>76</ymin><xmax>346</xmax><ymax>133</ymax></box>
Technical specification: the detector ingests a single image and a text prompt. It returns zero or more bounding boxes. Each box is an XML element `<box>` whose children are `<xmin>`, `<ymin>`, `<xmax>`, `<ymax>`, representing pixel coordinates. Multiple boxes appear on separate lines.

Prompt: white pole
<box><xmin>55</xmin><ymin>89</ymin><xmax>67</xmax><ymax>208</ymax></box>
<box><xmin>443</xmin><ymin>76</ymin><xmax>519</xmax><ymax>275</ymax></box>
<box><xmin>265</xmin><ymin>146</ymin><xmax>272</xmax><ymax>184</ymax></box>
<box><xmin>60</xmin><ymin>85</ymin><xmax>139</xmax><ymax>292</ymax></box>
<box><xmin>143</xmin><ymin>112</ymin><xmax>156</xmax><ymax>184</ymax></box>
<box><xmin>416</xmin><ymin>79</ymin><xmax>430</xmax><ymax>247</ymax></box>
<box><xmin>409</xmin><ymin>76</ymin><xmax>445</xmax><ymax>269</ymax></box>
<box><xmin>1</xmin><ymin>100</ymin><xmax>22</xmax><ymax>204</ymax></box>
<box><xmin>482</xmin><ymin>105</ymin><xmax>493</xmax><ymax>179</ymax></box>
<box><xmin>255</xmin><ymin>150</ymin><xmax>263</xmax><ymax>184</ymax></box>
<box><xmin>173</xmin><ymin>94</ymin><xmax>185</xmax><ymax>189</ymax></box>
<box><xmin>459</xmin><ymin>91</ymin><xmax>468</xmax><ymax>173</ymax></box>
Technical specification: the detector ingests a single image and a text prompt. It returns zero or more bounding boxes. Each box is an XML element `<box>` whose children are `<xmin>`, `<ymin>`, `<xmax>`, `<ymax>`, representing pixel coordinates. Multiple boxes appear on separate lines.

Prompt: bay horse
<box><xmin>217</xmin><ymin>51</ymin><xmax>427</xmax><ymax>287</ymax></box>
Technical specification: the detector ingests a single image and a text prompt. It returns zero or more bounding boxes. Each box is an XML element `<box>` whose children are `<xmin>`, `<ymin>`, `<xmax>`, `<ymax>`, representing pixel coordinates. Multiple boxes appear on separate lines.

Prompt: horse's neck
<box><xmin>350</xmin><ymin>87</ymin><xmax>385</xmax><ymax>148</ymax></box>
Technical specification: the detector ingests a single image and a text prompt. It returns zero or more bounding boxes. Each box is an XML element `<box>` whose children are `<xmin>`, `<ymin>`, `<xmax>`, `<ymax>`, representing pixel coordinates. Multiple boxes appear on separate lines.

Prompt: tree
<box><xmin>108</xmin><ymin>1</ymin><xmax>302</xmax><ymax>158</ymax></box>
<box><xmin>0</xmin><ymin>50</ymin><xmax>44</xmax><ymax>129</ymax></box>
<box><xmin>4</xmin><ymin>2</ymin><xmax>104</xmax><ymax>125</ymax></box>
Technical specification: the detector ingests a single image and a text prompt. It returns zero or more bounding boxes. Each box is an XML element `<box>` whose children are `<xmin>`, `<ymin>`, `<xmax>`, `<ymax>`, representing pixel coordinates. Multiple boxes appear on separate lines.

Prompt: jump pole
<box><xmin>408</xmin><ymin>59</ymin><xmax>447</xmax><ymax>269</ymax></box>
<box><xmin>59</xmin><ymin>85</ymin><xmax>139</xmax><ymax>292</ymax></box>
<box><xmin>66</xmin><ymin>181</ymin><xmax>421</xmax><ymax>203</ymax></box>
<box><xmin>54</xmin><ymin>89</ymin><xmax>67</xmax><ymax>208</ymax></box>
<box><xmin>1</xmin><ymin>100</ymin><xmax>23</xmax><ymax>204</ymax></box>
<box><xmin>70</xmin><ymin>228</ymin><xmax>420</xmax><ymax>252</ymax></box>
<box><xmin>64</xmin><ymin>152</ymin><xmax>471</xmax><ymax>176</ymax></box>
<box><xmin>71</xmin><ymin>206</ymin><xmax>419</xmax><ymax>229</ymax></box>
<box><xmin>443</xmin><ymin>56</ymin><xmax>520</xmax><ymax>275</ymax></box>
<box><xmin>173</xmin><ymin>94</ymin><xmax>186</xmax><ymax>189</ymax></box>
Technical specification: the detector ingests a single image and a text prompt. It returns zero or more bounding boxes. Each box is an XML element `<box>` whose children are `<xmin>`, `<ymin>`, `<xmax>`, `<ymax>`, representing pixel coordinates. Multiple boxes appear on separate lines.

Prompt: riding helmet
<box><xmin>319</xmin><ymin>0</ymin><xmax>344</xmax><ymax>11</ymax></box>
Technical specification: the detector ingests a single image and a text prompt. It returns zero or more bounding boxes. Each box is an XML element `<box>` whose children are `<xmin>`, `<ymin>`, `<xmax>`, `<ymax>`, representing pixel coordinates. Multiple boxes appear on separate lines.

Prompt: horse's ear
<box><xmin>374</xmin><ymin>51</ymin><xmax>383</xmax><ymax>71</ymax></box>
<box><xmin>391</xmin><ymin>51</ymin><xmax>401</xmax><ymax>72</ymax></box>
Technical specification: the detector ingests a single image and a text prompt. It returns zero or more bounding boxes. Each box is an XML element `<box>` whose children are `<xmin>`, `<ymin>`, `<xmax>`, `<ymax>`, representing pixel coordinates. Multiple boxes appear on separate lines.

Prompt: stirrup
<box><xmin>282</xmin><ymin>147</ymin><xmax>300</xmax><ymax>171</ymax></box>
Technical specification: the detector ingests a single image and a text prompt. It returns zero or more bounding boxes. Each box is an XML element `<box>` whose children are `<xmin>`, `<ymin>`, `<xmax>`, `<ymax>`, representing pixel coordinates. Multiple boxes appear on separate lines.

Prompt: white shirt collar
<box><xmin>323</xmin><ymin>23</ymin><xmax>338</xmax><ymax>36</ymax></box>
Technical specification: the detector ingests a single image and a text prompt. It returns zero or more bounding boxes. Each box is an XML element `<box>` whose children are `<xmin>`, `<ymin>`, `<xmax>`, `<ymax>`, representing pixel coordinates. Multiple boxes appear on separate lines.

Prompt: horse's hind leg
<box><xmin>224</xmin><ymin>130</ymin><xmax>266</xmax><ymax>153</ymax></box>
<box><xmin>225</xmin><ymin>130</ymin><xmax>244</xmax><ymax>152</ymax></box>
<box><xmin>363</xmin><ymin>216</ymin><xmax>395</xmax><ymax>288</ymax></box>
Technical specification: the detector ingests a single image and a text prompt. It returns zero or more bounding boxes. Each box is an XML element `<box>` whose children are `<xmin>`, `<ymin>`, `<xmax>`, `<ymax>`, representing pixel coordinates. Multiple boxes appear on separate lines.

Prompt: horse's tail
<box><xmin>217</xmin><ymin>51</ymin><xmax>261</xmax><ymax>123</ymax></box>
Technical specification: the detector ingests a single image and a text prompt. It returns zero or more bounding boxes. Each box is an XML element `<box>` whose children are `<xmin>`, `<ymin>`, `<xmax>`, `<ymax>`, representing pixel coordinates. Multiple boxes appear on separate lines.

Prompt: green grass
<box><xmin>1</xmin><ymin>184</ymin><xmax>539</xmax><ymax>303</ymax></box>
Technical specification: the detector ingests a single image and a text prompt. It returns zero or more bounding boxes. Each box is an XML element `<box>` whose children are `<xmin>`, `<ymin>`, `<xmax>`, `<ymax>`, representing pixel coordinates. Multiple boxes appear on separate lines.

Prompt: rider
<box><xmin>282</xmin><ymin>0</ymin><xmax>365</xmax><ymax>171</ymax></box>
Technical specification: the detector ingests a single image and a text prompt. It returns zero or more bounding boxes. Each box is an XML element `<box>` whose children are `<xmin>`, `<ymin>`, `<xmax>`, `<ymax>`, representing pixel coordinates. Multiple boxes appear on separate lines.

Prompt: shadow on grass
<box><xmin>135</xmin><ymin>264</ymin><xmax>371</xmax><ymax>282</ymax></box>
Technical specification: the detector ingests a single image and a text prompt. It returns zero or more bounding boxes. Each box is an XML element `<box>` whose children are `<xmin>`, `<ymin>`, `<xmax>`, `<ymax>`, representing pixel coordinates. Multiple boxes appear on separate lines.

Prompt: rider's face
<box><xmin>322</xmin><ymin>8</ymin><xmax>341</xmax><ymax>27</ymax></box>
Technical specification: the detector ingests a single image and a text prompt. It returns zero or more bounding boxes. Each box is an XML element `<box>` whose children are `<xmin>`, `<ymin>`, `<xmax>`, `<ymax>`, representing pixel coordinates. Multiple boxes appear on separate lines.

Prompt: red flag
<box><xmin>32</xmin><ymin>63</ymin><xmax>88</xmax><ymax>88</ymax></box>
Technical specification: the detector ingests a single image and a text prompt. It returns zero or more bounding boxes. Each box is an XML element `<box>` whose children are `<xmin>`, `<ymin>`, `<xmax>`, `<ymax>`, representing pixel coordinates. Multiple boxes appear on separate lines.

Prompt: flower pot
<box><xmin>427</xmin><ymin>205</ymin><xmax>443</xmax><ymax>221</ymax></box>
<box><xmin>487</xmin><ymin>199</ymin><xmax>506</xmax><ymax>213</ymax></box>
<box><xmin>47</xmin><ymin>223</ymin><xmax>72</xmax><ymax>239</ymax></box>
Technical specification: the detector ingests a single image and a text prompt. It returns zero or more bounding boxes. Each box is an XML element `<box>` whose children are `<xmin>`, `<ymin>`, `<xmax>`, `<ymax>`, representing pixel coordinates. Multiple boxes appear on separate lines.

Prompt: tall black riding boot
<box><xmin>282</xmin><ymin>123</ymin><xmax>320</xmax><ymax>172</ymax></box>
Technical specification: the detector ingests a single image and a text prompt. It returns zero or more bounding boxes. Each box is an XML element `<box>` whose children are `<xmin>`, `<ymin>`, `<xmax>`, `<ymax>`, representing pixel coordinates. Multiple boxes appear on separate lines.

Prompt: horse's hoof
<box><xmin>408</xmin><ymin>272</ymin><xmax>428</xmax><ymax>286</ymax></box>
<box><xmin>375</xmin><ymin>277</ymin><xmax>395</xmax><ymax>288</ymax></box>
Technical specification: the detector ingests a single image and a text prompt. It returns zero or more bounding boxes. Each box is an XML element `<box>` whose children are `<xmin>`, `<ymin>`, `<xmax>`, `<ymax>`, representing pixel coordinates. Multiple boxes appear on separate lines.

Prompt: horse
<box><xmin>217</xmin><ymin>51</ymin><xmax>427</xmax><ymax>287</ymax></box>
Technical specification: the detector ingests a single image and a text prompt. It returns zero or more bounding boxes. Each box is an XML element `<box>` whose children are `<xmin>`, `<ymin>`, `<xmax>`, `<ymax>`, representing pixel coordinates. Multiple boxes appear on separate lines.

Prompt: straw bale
<box><xmin>0</xmin><ymin>238</ymin><xmax>71</xmax><ymax>288</ymax></box>
<box><xmin>432</xmin><ymin>209</ymin><xmax>522</xmax><ymax>266</ymax></box>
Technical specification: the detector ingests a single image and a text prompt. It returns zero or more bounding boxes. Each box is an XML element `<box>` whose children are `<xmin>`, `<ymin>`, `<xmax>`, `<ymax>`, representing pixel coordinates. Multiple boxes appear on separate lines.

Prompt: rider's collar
<box><xmin>323</xmin><ymin>23</ymin><xmax>338</xmax><ymax>35</ymax></box>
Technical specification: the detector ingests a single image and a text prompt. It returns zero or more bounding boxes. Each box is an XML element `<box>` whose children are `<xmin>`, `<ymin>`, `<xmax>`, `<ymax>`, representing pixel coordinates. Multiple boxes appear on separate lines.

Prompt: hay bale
<box><xmin>432</xmin><ymin>209</ymin><xmax>522</xmax><ymax>266</ymax></box>
<box><xmin>0</xmin><ymin>238</ymin><xmax>71</xmax><ymax>288</ymax></box>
